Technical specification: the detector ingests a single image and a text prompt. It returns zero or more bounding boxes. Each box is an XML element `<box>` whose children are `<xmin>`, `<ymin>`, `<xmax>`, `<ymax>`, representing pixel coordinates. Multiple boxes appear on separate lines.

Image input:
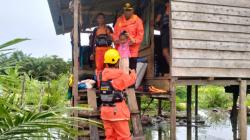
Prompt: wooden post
<box><xmin>147</xmin><ymin>0</ymin><xmax>155</xmax><ymax>78</ymax></box>
<box><xmin>169</xmin><ymin>0</ymin><xmax>176</xmax><ymax>138</ymax></box>
<box><xmin>187</xmin><ymin>86</ymin><xmax>192</xmax><ymax>123</ymax></box>
<box><xmin>137</xmin><ymin>96</ymin><xmax>142</xmax><ymax>112</ymax></box>
<box><xmin>231</xmin><ymin>90</ymin><xmax>238</xmax><ymax>140</ymax></box>
<box><xmin>72</xmin><ymin>1</ymin><xmax>80</xmax><ymax>140</ymax></box>
<box><xmin>170</xmin><ymin>79</ymin><xmax>176</xmax><ymax>140</ymax></box>
<box><xmin>87</xmin><ymin>89</ymin><xmax>99</xmax><ymax>140</ymax></box>
<box><xmin>187</xmin><ymin>85</ymin><xmax>192</xmax><ymax>140</ymax></box>
<box><xmin>239</xmin><ymin>80</ymin><xmax>247</xmax><ymax>140</ymax></box>
<box><xmin>195</xmin><ymin>85</ymin><xmax>198</xmax><ymax>117</ymax></box>
<box><xmin>194</xmin><ymin>86</ymin><xmax>198</xmax><ymax>140</ymax></box>
<box><xmin>194</xmin><ymin>125</ymin><xmax>198</xmax><ymax>140</ymax></box>
<box><xmin>158</xmin><ymin>99</ymin><xmax>162</xmax><ymax>116</ymax></box>
<box><xmin>72</xmin><ymin>0</ymin><xmax>79</xmax><ymax>109</ymax></box>
<box><xmin>126</xmin><ymin>88</ymin><xmax>144</xmax><ymax>139</ymax></box>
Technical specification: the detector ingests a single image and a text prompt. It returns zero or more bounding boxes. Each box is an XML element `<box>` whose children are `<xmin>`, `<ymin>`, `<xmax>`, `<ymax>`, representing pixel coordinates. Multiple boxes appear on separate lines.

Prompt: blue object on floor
<box><xmin>78</xmin><ymin>83</ymin><xmax>87</xmax><ymax>90</ymax></box>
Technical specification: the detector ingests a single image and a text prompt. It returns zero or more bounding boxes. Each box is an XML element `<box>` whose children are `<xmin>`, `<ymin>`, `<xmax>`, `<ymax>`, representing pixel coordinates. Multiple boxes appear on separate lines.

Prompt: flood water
<box><xmin>144</xmin><ymin>110</ymin><xmax>250</xmax><ymax>140</ymax></box>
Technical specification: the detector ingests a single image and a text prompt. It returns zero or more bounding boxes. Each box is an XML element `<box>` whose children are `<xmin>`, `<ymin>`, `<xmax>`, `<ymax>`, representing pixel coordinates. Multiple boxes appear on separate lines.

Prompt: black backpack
<box><xmin>92</xmin><ymin>26</ymin><xmax>113</xmax><ymax>47</ymax></box>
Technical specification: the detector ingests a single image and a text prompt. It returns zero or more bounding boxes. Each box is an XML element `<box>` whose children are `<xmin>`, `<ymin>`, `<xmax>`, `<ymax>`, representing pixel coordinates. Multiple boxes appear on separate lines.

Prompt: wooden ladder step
<box><xmin>78</xmin><ymin>130</ymin><xmax>105</xmax><ymax>137</ymax></box>
<box><xmin>78</xmin><ymin>110</ymin><xmax>100</xmax><ymax>117</ymax></box>
<box><xmin>78</xmin><ymin>100</ymin><xmax>88</xmax><ymax>104</ymax></box>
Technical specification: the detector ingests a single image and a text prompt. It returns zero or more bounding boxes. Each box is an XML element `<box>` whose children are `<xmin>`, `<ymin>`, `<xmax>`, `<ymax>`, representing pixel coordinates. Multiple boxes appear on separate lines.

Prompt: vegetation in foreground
<box><xmin>0</xmin><ymin>39</ymin><xmax>101</xmax><ymax>140</ymax></box>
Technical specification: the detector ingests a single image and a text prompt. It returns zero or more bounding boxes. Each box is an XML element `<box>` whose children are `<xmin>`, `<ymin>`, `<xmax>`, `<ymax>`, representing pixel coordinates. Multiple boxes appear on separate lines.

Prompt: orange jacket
<box><xmin>113</xmin><ymin>15</ymin><xmax>144</xmax><ymax>57</ymax></box>
<box><xmin>100</xmin><ymin>68</ymin><xmax>136</xmax><ymax>121</ymax></box>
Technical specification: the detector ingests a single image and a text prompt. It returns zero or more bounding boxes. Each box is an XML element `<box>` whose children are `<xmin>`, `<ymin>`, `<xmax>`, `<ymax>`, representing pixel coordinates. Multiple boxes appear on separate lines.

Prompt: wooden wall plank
<box><xmin>171</xmin><ymin>67</ymin><xmax>250</xmax><ymax>77</ymax></box>
<box><xmin>172</xmin><ymin>48</ymin><xmax>250</xmax><ymax>60</ymax></box>
<box><xmin>172</xmin><ymin>0</ymin><xmax>250</xmax><ymax>8</ymax></box>
<box><xmin>172</xmin><ymin>29</ymin><xmax>250</xmax><ymax>43</ymax></box>
<box><xmin>172</xmin><ymin>20</ymin><xmax>250</xmax><ymax>34</ymax></box>
<box><xmin>172</xmin><ymin>1</ymin><xmax>250</xmax><ymax>17</ymax></box>
<box><xmin>172</xmin><ymin>12</ymin><xmax>250</xmax><ymax>26</ymax></box>
<box><xmin>171</xmin><ymin>0</ymin><xmax>250</xmax><ymax>78</ymax></box>
<box><xmin>172</xmin><ymin>59</ymin><xmax>250</xmax><ymax>69</ymax></box>
<box><xmin>172</xmin><ymin>40</ymin><xmax>250</xmax><ymax>52</ymax></box>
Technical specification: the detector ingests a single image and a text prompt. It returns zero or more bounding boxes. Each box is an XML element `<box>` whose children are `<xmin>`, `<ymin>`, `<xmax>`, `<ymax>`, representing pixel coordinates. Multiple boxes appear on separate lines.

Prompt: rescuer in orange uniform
<box><xmin>99</xmin><ymin>49</ymin><xmax>136</xmax><ymax>140</ymax></box>
<box><xmin>113</xmin><ymin>3</ymin><xmax>144</xmax><ymax>71</ymax></box>
<box><xmin>90</xmin><ymin>13</ymin><xmax>113</xmax><ymax>87</ymax></box>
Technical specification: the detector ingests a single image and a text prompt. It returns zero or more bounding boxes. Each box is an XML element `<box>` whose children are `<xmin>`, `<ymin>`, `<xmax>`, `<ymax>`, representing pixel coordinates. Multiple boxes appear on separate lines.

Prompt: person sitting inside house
<box><xmin>90</xmin><ymin>13</ymin><xmax>113</xmax><ymax>87</ymax></box>
<box><xmin>99</xmin><ymin>49</ymin><xmax>136</xmax><ymax>140</ymax></box>
<box><xmin>155</xmin><ymin>0</ymin><xmax>171</xmax><ymax>72</ymax></box>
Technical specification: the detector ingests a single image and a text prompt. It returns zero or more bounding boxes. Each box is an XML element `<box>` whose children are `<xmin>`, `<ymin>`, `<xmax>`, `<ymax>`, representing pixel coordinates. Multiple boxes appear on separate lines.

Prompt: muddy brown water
<box><xmin>143</xmin><ymin>110</ymin><xmax>250</xmax><ymax>140</ymax></box>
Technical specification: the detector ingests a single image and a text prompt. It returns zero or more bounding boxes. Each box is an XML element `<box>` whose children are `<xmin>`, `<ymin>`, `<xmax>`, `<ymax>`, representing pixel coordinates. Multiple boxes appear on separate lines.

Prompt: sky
<box><xmin>0</xmin><ymin>0</ymin><xmax>89</xmax><ymax>61</ymax></box>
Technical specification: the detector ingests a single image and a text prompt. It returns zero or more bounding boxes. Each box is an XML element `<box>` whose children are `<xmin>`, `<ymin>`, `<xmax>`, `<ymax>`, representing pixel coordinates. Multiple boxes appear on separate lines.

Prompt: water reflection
<box><xmin>144</xmin><ymin>110</ymin><xmax>250</xmax><ymax>140</ymax></box>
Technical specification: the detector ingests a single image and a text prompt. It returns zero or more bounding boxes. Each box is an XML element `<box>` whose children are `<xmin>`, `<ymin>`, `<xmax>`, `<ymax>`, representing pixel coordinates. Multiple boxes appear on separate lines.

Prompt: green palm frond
<box><xmin>0</xmin><ymin>95</ymin><xmax>101</xmax><ymax>140</ymax></box>
<box><xmin>0</xmin><ymin>38</ymin><xmax>30</xmax><ymax>50</ymax></box>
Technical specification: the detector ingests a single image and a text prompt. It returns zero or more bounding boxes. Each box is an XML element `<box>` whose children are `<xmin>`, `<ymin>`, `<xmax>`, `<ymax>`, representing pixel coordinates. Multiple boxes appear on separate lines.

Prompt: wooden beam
<box><xmin>170</xmin><ymin>0</ymin><xmax>176</xmax><ymax>138</ymax></box>
<box><xmin>126</xmin><ymin>88</ymin><xmax>144</xmax><ymax>138</ymax></box>
<box><xmin>87</xmin><ymin>89</ymin><xmax>99</xmax><ymax>140</ymax></box>
<box><xmin>158</xmin><ymin>99</ymin><xmax>162</xmax><ymax>116</ymax></box>
<box><xmin>187</xmin><ymin>86</ymin><xmax>192</xmax><ymax>124</ymax></box>
<box><xmin>170</xmin><ymin>79</ymin><xmax>176</xmax><ymax>140</ymax></box>
<box><xmin>176</xmin><ymin>79</ymin><xmax>250</xmax><ymax>86</ymax></box>
<box><xmin>172</xmin><ymin>67</ymin><xmax>250</xmax><ymax>78</ymax></box>
<box><xmin>73</xmin><ymin>0</ymin><xmax>79</xmax><ymax>108</ymax></box>
<box><xmin>187</xmin><ymin>124</ymin><xmax>192</xmax><ymax>140</ymax></box>
<box><xmin>231</xmin><ymin>91</ymin><xmax>239</xmax><ymax>140</ymax></box>
<box><xmin>72</xmin><ymin>1</ymin><xmax>80</xmax><ymax>140</ymax></box>
<box><xmin>238</xmin><ymin>80</ymin><xmax>247</xmax><ymax>140</ymax></box>
<box><xmin>195</xmin><ymin>85</ymin><xmax>198</xmax><ymax>117</ymax></box>
<box><xmin>147</xmin><ymin>0</ymin><xmax>155</xmax><ymax>78</ymax></box>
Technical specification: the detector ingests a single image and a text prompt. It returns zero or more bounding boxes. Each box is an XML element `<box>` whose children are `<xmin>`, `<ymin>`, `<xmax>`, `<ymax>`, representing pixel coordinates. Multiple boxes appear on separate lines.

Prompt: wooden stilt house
<box><xmin>48</xmin><ymin>0</ymin><xmax>250</xmax><ymax>139</ymax></box>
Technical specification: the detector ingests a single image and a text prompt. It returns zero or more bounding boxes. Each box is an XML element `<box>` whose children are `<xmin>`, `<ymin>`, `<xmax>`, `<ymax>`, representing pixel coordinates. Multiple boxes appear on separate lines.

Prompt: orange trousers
<box><xmin>103</xmin><ymin>120</ymin><xmax>131</xmax><ymax>140</ymax></box>
<box><xmin>95</xmin><ymin>47</ymin><xmax>110</xmax><ymax>87</ymax></box>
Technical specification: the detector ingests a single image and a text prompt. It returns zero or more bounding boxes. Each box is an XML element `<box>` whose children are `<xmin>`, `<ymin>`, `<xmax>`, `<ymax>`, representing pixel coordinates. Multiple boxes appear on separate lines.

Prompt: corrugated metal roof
<box><xmin>47</xmin><ymin>0</ymin><xmax>139</xmax><ymax>35</ymax></box>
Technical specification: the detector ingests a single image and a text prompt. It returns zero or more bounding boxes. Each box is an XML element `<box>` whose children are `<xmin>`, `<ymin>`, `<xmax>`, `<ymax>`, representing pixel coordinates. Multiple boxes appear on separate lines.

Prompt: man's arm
<box><xmin>134</xmin><ymin>18</ymin><xmax>144</xmax><ymax>45</ymax></box>
<box><xmin>111</xmin><ymin>70</ymin><xmax>136</xmax><ymax>91</ymax></box>
<box><xmin>112</xmin><ymin>19</ymin><xmax>120</xmax><ymax>44</ymax></box>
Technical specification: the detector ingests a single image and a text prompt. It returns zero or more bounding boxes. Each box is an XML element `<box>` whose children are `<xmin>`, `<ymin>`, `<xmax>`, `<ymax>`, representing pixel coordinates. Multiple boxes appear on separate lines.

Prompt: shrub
<box><xmin>198</xmin><ymin>86</ymin><xmax>232</xmax><ymax>109</ymax></box>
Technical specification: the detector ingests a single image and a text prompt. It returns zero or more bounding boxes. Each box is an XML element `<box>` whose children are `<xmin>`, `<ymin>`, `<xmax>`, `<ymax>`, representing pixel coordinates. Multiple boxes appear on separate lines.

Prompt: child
<box><xmin>117</xmin><ymin>31</ymin><xmax>132</xmax><ymax>74</ymax></box>
<box><xmin>100</xmin><ymin>49</ymin><xmax>136</xmax><ymax>140</ymax></box>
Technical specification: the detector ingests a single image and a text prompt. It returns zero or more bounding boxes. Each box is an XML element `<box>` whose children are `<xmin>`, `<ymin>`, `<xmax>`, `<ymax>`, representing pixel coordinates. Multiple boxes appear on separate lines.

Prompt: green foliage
<box><xmin>198</xmin><ymin>86</ymin><xmax>232</xmax><ymax>109</ymax></box>
<box><xmin>246</xmin><ymin>96</ymin><xmax>250</xmax><ymax>107</ymax></box>
<box><xmin>0</xmin><ymin>38</ymin><xmax>29</xmax><ymax>49</ymax></box>
<box><xmin>6</xmin><ymin>51</ymin><xmax>71</xmax><ymax>81</ymax></box>
<box><xmin>0</xmin><ymin>38</ymin><xmax>29</xmax><ymax>72</ymax></box>
<box><xmin>0</xmin><ymin>94</ymin><xmax>102</xmax><ymax>140</ymax></box>
<box><xmin>0</xmin><ymin>39</ymin><xmax>102</xmax><ymax>139</ymax></box>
